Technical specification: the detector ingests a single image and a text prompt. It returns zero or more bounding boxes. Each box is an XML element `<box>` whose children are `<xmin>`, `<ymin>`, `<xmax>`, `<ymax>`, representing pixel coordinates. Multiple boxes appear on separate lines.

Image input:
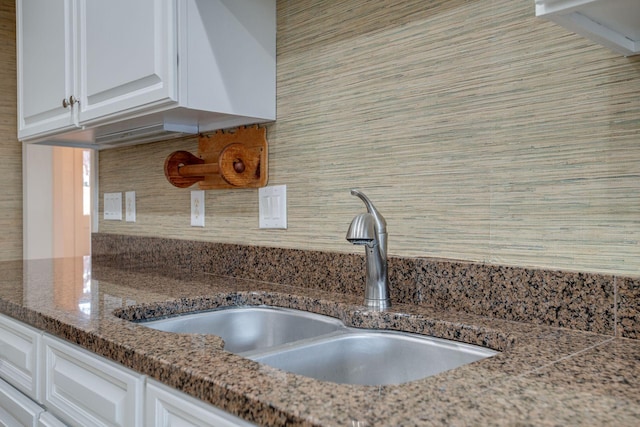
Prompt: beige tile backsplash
<box><xmin>0</xmin><ymin>1</ymin><xmax>21</xmax><ymax>262</ymax></box>
<box><xmin>98</xmin><ymin>0</ymin><xmax>640</xmax><ymax>277</ymax></box>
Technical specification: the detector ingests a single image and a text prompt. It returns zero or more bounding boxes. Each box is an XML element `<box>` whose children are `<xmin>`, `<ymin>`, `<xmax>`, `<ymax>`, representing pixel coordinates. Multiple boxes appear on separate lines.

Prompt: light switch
<box><xmin>104</xmin><ymin>193</ymin><xmax>122</xmax><ymax>221</ymax></box>
<box><xmin>191</xmin><ymin>190</ymin><xmax>205</xmax><ymax>227</ymax></box>
<box><xmin>125</xmin><ymin>191</ymin><xmax>136</xmax><ymax>222</ymax></box>
<box><xmin>259</xmin><ymin>185</ymin><xmax>287</xmax><ymax>229</ymax></box>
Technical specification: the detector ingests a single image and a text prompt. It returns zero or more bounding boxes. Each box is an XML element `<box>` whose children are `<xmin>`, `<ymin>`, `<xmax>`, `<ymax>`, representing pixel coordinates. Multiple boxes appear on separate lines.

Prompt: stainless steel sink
<box><xmin>141</xmin><ymin>306</ymin><xmax>344</xmax><ymax>353</ymax></box>
<box><xmin>138</xmin><ymin>306</ymin><xmax>498</xmax><ymax>385</ymax></box>
<box><xmin>252</xmin><ymin>331</ymin><xmax>497</xmax><ymax>386</ymax></box>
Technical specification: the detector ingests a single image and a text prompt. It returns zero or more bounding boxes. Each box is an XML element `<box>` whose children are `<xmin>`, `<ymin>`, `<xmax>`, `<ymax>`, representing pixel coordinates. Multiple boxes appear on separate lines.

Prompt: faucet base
<box><xmin>365</xmin><ymin>298</ymin><xmax>391</xmax><ymax>311</ymax></box>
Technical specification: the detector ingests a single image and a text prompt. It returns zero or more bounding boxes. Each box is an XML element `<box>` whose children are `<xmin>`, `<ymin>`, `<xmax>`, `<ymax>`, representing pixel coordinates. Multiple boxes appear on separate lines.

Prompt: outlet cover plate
<box><xmin>191</xmin><ymin>190</ymin><xmax>205</xmax><ymax>227</ymax></box>
<box><xmin>125</xmin><ymin>191</ymin><xmax>136</xmax><ymax>222</ymax></box>
<box><xmin>104</xmin><ymin>193</ymin><xmax>122</xmax><ymax>221</ymax></box>
<box><xmin>259</xmin><ymin>185</ymin><xmax>287</xmax><ymax>229</ymax></box>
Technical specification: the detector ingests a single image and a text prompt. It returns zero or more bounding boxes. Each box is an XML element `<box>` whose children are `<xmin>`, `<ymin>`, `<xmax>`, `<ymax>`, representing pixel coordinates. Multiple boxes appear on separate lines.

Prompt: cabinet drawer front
<box><xmin>0</xmin><ymin>314</ymin><xmax>41</xmax><ymax>400</ymax></box>
<box><xmin>42</xmin><ymin>336</ymin><xmax>143</xmax><ymax>427</ymax></box>
<box><xmin>146</xmin><ymin>380</ymin><xmax>255</xmax><ymax>427</ymax></box>
<box><xmin>0</xmin><ymin>378</ymin><xmax>43</xmax><ymax>427</ymax></box>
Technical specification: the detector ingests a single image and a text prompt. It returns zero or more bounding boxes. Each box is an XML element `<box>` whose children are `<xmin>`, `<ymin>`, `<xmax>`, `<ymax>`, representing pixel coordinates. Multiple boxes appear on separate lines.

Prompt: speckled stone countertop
<box><xmin>1</xmin><ymin>257</ymin><xmax>639</xmax><ymax>426</ymax></box>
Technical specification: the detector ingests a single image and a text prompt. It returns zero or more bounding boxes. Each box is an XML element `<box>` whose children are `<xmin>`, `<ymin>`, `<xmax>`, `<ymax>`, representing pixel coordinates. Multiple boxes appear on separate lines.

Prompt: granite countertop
<box><xmin>1</xmin><ymin>258</ymin><xmax>639</xmax><ymax>426</ymax></box>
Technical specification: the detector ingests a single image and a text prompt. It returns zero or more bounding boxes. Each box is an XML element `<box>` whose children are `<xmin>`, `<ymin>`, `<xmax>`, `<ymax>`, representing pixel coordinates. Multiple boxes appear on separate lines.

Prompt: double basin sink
<box><xmin>139</xmin><ymin>306</ymin><xmax>497</xmax><ymax>386</ymax></box>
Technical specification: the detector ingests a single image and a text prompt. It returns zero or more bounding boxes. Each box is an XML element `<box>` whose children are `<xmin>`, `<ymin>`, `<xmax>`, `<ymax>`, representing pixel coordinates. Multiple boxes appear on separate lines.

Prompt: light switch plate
<box><xmin>191</xmin><ymin>190</ymin><xmax>205</xmax><ymax>227</ymax></box>
<box><xmin>259</xmin><ymin>185</ymin><xmax>287</xmax><ymax>229</ymax></box>
<box><xmin>104</xmin><ymin>193</ymin><xmax>122</xmax><ymax>221</ymax></box>
<box><xmin>125</xmin><ymin>191</ymin><xmax>136</xmax><ymax>222</ymax></box>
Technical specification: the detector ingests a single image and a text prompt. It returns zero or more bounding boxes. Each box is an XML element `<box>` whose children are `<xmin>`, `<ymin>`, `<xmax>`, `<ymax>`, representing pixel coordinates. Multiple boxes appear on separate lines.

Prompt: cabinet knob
<box><xmin>62</xmin><ymin>96</ymin><xmax>78</xmax><ymax>108</ymax></box>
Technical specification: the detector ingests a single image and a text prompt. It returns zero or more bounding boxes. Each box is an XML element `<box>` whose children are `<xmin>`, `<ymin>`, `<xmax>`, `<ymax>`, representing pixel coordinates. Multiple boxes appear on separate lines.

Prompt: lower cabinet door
<box><xmin>41</xmin><ymin>335</ymin><xmax>144</xmax><ymax>427</ymax></box>
<box><xmin>146</xmin><ymin>379</ymin><xmax>255</xmax><ymax>427</ymax></box>
<box><xmin>0</xmin><ymin>378</ymin><xmax>43</xmax><ymax>427</ymax></box>
<box><xmin>37</xmin><ymin>412</ymin><xmax>68</xmax><ymax>427</ymax></box>
<box><xmin>0</xmin><ymin>313</ymin><xmax>41</xmax><ymax>401</ymax></box>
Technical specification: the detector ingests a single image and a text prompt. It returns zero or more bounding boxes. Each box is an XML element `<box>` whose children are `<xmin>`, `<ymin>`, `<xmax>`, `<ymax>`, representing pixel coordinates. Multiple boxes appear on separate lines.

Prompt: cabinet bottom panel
<box><xmin>0</xmin><ymin>378</ymin><xmax>43</xmax><ymax>427</ymax></box>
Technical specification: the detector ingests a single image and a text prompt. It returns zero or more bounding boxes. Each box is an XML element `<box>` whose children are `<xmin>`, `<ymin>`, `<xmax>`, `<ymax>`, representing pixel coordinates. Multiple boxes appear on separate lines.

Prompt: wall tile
<box><xmin>0</xmin><ymin>1</ymin><xmax>21</xmax><ymax>261</ymax></box>
<box><xmin>96</xmin><ymin>0</ymin><xmax>640</xmax><ymax>278</ymax></box>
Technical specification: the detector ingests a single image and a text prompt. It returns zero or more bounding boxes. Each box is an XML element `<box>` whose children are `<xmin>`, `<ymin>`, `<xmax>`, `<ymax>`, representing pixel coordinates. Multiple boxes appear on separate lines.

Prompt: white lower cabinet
<box><xmin>146</xmin><ymin>379</ymin><xmax>255</xmax><ymax>427</ymax></box>
<box><xmin>37</xmin><ymin>412</ymin><xmax>67</xmax><ymax>427</ymax></box>
<box><xmin>0</xmin><ymin>378</ymin><xmax>43</xmax><ymax>427</ymax></box>
<box><xmin>0</xmin><ymin>315</ymin><xmax>256</xmax><ymax>427</ymax></box>
<box><xmin>41</xmin><ymin>335</ymin><xmax>144</xmax><ymax>427</ymax></box>
<box><xmin>0</xmin><ymin>314</ymin><xmax>41</xmax><ymax>402</ymax></box>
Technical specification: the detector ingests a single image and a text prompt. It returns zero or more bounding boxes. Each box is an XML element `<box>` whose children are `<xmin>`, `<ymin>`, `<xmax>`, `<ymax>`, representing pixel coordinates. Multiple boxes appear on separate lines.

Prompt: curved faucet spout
<box><xmin>350</xmin><ymin>189</ymin><xmax>387</xmax><ymax>259</ymax></box>
<box><xmin>350</xmin><ymin>189</ymin><xmax>386</xmax><ymax>233</ymax></box>
<box><xmin>347</xmin><ymin>190</ymin><xmax>390</xmax><ymax>310</ymax></box>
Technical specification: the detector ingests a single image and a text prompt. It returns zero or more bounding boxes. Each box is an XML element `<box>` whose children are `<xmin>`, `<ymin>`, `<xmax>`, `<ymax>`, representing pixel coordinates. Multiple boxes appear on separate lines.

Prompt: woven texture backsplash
<box><xmin>98</xmin><ymin>0</ymin><xmax>640</xmax><ymax>276</ymax></box>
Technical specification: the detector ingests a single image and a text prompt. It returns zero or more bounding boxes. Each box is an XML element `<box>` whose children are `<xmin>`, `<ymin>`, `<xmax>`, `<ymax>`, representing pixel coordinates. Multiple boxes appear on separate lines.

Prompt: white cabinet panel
<box><xmin>37</xmin><ymin>412</ymin><xmax>68</xmax><ymax>427</ymax></box>
<box><xmin>77</xmin><ymin>0</ymin><xmax>177</xmax><ymax>123</ymax></box>
<box><xmin>41</xmin><ymin>335</ymin><xmax>144</xmax><ymax>427</ymax></box>
<box><xmin>0</xmin><ymin>378</ymin><xmax>43</xmax><ymax>427</ymax></box>
<box><xmin>16</xmin><ymin>0</ymin><xmax>78</xmax><ymax>139</ymax></box>
<box><xmin>0</xmin><ymin>314</ymin><xmax>41</xmax><ymax>401</ymax></box>
<box><xmin>146</xmin><ymin>380</ymin><xmax>255</xmax><ymax>427</ymax></box>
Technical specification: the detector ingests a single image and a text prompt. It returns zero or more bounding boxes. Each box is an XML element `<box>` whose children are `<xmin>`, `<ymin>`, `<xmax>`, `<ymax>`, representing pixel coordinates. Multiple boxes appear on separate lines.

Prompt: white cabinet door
<box><xmin>146</xmin><ymin>380</ymin><xmax>255</xmax><ymax>427</ymax></box>
<box><xmin>0</xmin><ymin>378</ymin><xmax>43</xmax><ymax>427</ymax></box>
<box><xmin>17</xmin><ymin>0</ymin><xmax>78</xmax><ymax>140</ymax></box>
<box><xmin>0</xmin><ymin>314</ymin><xmax>41</xmax><ymax>402</ymax></box>
<box><xmin>38</xmin><ymin>412</ymin><xmax>68</xmax><ymax>427</ymax></box>
<box><xmin>77</xmin><ymin>0</ymin><xmax>177</xmax><ymax>124</ymax></box>
<box><xmin>41</xmin><ymin>335</ymin><xmax>144</xmax><ymax>427</ymax></box>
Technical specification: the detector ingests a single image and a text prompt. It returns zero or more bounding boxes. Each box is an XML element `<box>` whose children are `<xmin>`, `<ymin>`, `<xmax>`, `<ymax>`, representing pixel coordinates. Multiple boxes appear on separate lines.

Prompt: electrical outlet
<box><xmin>125</xmin><ymin>191</ymin><xmax>136</xmax><ymax>222</ymax></box>
<box><xmin>259</xmin><ymin>185</ymin><xmax>287</xmax><ymax>229</ymax></box>
<box><xmin>104</xmin><ymin>193</ymin><xmax>122</xmax><ymax>220</ymax></box>
<box><xmin>191</xmin><ymin>190</ymin><xmax>205</xmax><ymax>227</ymax></box>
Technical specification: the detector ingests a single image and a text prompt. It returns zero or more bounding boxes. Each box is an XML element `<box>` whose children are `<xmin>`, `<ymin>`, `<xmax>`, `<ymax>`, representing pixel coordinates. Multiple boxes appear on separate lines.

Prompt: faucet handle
<box><xmin>350</xmin><ymin>189</ymin><xmax>386</xmax><ymax>231</ymax></box>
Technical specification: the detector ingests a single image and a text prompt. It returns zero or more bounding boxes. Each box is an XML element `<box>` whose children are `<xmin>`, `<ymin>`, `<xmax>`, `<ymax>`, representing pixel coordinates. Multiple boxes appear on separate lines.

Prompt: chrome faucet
<box><xmin>346</xmin><ymin>189</ymin><xmax>390</xmax><ymax>310</ymax></box>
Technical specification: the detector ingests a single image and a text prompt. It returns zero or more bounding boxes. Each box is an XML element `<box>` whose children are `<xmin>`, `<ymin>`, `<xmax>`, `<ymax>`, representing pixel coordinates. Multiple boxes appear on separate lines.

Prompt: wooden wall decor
<box><xmin>164</xmin><ymin>125</ymin><xmax>268</xmax><ymax>189</ymax></box>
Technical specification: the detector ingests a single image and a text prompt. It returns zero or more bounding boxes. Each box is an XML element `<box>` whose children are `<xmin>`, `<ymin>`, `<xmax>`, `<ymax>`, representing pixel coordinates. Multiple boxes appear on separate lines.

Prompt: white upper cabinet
<box><xmin>17</xmin><ymin>0</ymin><xmax>276</xmax><ymax>149</ymax></box>
<box><xmin>535</xmin><ymin>0</ymin><xmax>640</xmax><ymax>56</ymax></box>
<box><xmin>77</xmin><ymin>0</ymin><xmax>177</xmax><ymax>124</ymax></box>
<box><xmin>17</xmin><ymin>0</ymin><xmax>78</xmax><ymax>139</ymax></box>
